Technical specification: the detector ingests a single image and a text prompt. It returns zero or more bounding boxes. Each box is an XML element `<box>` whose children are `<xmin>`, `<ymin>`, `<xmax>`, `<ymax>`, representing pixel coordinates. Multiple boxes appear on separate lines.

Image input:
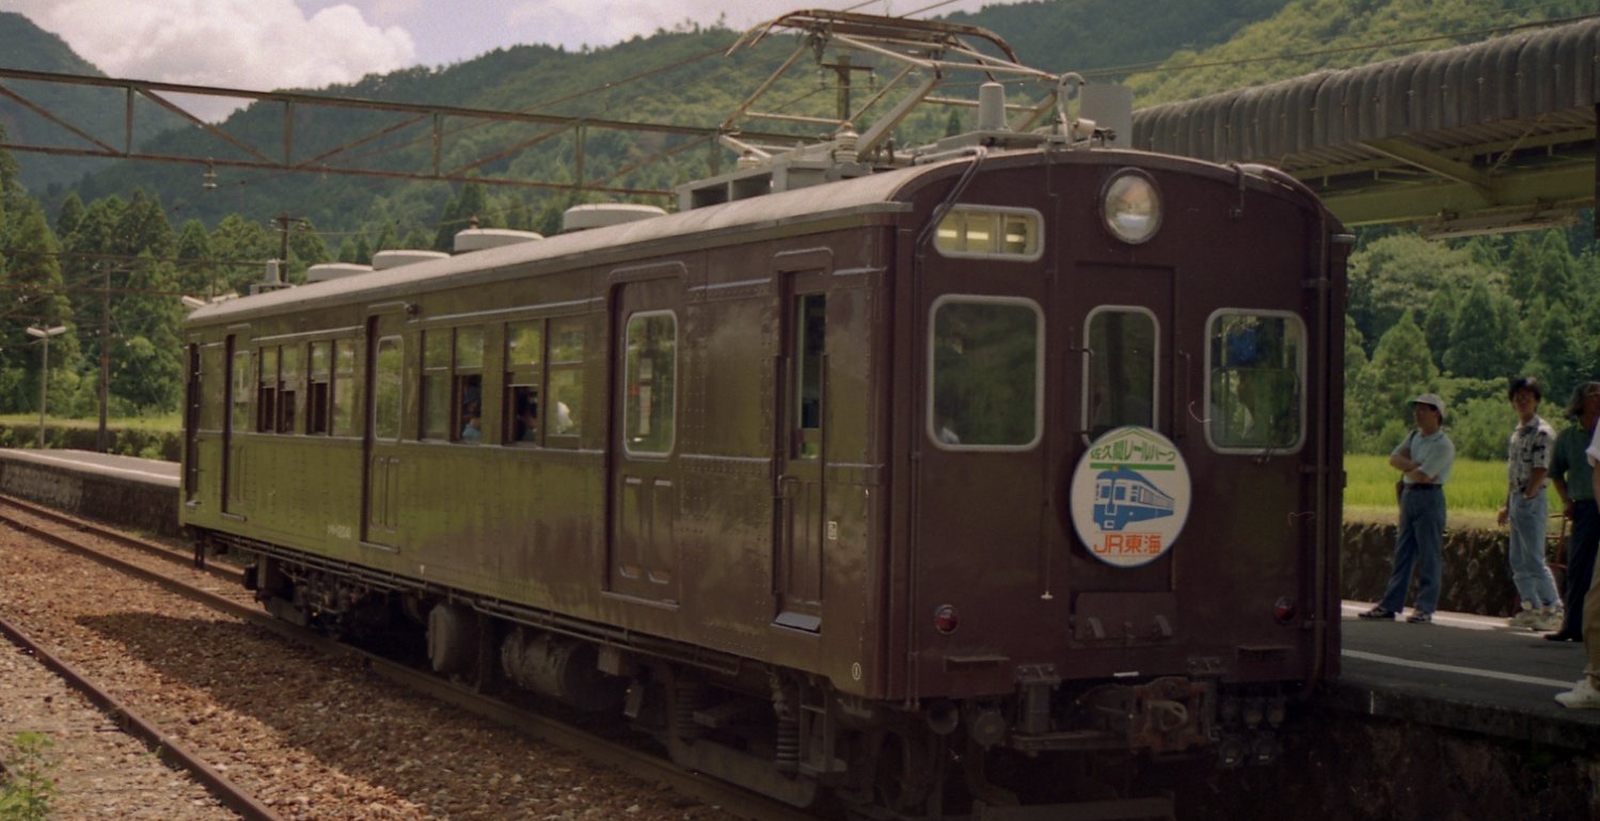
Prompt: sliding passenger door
<box><xmin>773</xmin><ymin>269</ymin><xmax>829</xmax><ymax>631</ymax></box>
<box><xmin>607</xmin><ymin>278</ymin><xmax>682</xmax><ymax>603</ymax></box>
<box><xmin>361</xmin><ymin>312</ymin><xmax>406</xmax><ymax>549</ymax></box>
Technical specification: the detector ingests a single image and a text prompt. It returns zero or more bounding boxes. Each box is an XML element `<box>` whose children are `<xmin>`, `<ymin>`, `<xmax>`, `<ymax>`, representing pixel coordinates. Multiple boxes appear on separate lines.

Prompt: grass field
<box><xmin>1344</xmin><ymin>453</ymin><xmax>1524</xmax><ymax>530</ymax></box>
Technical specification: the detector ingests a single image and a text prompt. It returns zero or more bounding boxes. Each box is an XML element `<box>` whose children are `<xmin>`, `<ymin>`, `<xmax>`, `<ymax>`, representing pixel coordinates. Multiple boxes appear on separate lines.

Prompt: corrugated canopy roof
<box><xmin>1131</xmin><ymin>17</ymin><xmax>1599</xmax><ymax>235</ymax></box>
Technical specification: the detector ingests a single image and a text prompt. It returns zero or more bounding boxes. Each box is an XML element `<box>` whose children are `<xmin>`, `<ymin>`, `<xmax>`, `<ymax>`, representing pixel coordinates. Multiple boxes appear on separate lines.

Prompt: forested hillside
<box><xmin>0</xmin><ymin>0</ymin><xmax>1593</xmax><ymax>460</ymax></box>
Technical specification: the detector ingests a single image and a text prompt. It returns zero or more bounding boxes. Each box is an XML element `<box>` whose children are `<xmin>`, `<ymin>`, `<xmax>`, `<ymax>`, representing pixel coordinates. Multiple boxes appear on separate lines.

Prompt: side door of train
<box><xmin>607</xmin><ymin>274</ymin><xmax>683</xmax><ymax>604</ymax></box>
<box><xmin>361</xmin><ymin>309</ymin><xmax>406</xmax><ymax>549</ymax></box>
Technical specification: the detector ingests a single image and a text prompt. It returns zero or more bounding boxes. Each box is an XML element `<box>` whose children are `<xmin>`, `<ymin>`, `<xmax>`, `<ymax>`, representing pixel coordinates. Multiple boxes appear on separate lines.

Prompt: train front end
<box><xmin>893</xmin><ymin>146</ymin><xmax>1347</xmax><ymax>799</ymax></box>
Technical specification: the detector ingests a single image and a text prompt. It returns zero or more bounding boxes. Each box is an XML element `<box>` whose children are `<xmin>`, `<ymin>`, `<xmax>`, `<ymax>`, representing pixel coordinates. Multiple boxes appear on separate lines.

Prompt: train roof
<box><xmin>184</xmin><ymin>163</ymin><xmax>934</xmax><ymax>326</ymax></box>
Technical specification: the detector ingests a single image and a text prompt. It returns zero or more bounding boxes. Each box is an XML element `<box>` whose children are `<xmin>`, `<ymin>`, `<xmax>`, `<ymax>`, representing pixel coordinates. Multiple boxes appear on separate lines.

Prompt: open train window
<box><xmin>1205</xmin><ymin>311</ymin><xmax>1306</xmax><ymax>453</ymax></box>
<box><xmin>546</xmin><ymin>318</ymin><xmax>585</xmax><ymax>444</ymax></box>
<box><xmin>623</xmin><ymin>311</ymin><xmax>676</xmax><ymax>455</ymax></box>
<box><xmin>1083</xmin><ymin>307</ymin><xmax>1157</xmax><ymax>436</ymax></box>
<box><xmin>308</xmin><ymin>342</ymin><xmax>330</xmax><ymax>435</ymax></box>
<box><xmin>932</xmin><ymin>206</ymin><xmax>1042</xmax><ymax>261</ymax></box>
<box><xmin>927</xmin><ymin>296</ymin><xmax>1043</xmax><ymax>450</ymax></box>
<box><xmin>256</xmin><ymin>346</ymin><xmax>278</xmax><ymax>433</ymax></box>
<box><xmin>279</xmin><ymin>344</ymin><xmax>300</xmax><ymax>433</ymax></box>
<box><xmin>453</xmin><ymin>327</ymin><xmax>485</xmax><ymax>443</ymax></box>
<box><xmin>504</xmin><ymin>320</ymin><xmax>543</xmax><ymax>446</ymax></box>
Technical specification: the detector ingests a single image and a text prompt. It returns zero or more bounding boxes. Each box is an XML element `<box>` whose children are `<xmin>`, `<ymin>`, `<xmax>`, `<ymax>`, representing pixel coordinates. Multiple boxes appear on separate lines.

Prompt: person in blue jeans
<box><xmin>1548</xmin><ymin>381</ymin><xmax>1600</xmax><ymax>641</ymax></box>
<box><xmin>1498</xmin><ymin>376</ymin><xmax>1562</xmax><ymax>631</ymax></box>
<box><xmin>1362</xmin><ymin>393</ymin><xmax>1456</xmax><ymax>623</ymax></box>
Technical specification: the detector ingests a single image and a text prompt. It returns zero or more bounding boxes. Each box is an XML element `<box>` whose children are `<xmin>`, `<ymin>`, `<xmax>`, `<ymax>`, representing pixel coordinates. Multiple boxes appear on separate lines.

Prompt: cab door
<box><xmin>608</xmin><ymin>278</ymin><xmax>682</xmax><ymax>603</ymax></box>
<box><xmin>361</xmin><ymin>312</ymin><xmax>406</xmax><ymax>549</ymax></box>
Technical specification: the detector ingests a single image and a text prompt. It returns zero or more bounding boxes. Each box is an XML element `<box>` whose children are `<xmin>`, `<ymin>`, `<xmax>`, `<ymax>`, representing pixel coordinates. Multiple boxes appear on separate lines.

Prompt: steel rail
<box><xmin>0</xmin><ymin>612</ymin><xmax>285</xmax><ymax>821</ymax></box>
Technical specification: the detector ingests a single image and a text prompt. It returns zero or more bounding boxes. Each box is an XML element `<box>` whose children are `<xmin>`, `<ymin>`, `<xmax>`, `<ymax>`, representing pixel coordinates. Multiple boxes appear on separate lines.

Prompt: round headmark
<box><xmin>1069</xmin><ymin>426</ymin><xmax>1191</xmax><ymax>568</ymax></box>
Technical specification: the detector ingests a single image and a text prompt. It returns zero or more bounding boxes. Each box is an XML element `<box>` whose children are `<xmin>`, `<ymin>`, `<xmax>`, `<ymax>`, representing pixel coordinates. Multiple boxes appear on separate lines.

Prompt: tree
<box><xmin>1346</xmin><ymin>233</ymin><xmax>1496</xmax><ymax>355</ymax></box>
<box><xmin>1442</xmin><ymin>281</ymin><xmax>1519</xmax><ymax>380</ymax></box>
<box><xmin>1523</xmin><ymin>301</ymin><xmax>1588</xmax><ymax>401</ymax></box>
<box><xmin>109</xmin><ymin>254</ymin><xmax>185</xmax><ymax>413</ymax></box>
<box><xmin>2</xmin><ymin>204</ymin><xmax>80</xmax><ymax>415</ymax></box>
<box><xmin>1350</xmin><ymin>311</ymin><xmax>1438</xmax><ymax>451</ymax></box>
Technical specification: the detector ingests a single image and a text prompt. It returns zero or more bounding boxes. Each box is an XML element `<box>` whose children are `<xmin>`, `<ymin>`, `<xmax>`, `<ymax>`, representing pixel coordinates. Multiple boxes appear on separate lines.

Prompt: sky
<box><xmin>3</xmin><ymin>0</ymin><xmax>1021</xmax><ymax>119</ymax></box>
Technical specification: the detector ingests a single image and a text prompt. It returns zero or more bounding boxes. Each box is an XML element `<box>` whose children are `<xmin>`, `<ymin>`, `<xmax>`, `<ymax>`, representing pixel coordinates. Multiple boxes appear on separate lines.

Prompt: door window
<box><xmin>623</xmin><ymin>311</ymin><xmax>676</xmax><ymax>455</ymax></box>
<box><xmin>1206</xmin><ymin>311</ymin><xmax>1306</xmax><ymax>452</ymax></box>
<box><xmin>1084</xmin><ymin>307</ymin><xmax>1157</xmax><ymax>435</ymax></box>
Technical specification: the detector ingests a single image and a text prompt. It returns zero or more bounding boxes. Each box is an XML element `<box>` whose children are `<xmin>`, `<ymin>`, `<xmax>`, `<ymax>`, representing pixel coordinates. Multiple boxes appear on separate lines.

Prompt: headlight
<box><xmin>1102</xmin><ymin>170</ymin><xmax>1161</xmax><ymax>245</ymax></box>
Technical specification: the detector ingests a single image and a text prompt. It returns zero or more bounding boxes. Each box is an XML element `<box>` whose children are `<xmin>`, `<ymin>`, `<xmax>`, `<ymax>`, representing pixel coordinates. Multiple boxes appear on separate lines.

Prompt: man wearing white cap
<box><xmin>1361</xmin><ymin>392</ymin><xmax>1455</xmax><ymax>623</ymax></box>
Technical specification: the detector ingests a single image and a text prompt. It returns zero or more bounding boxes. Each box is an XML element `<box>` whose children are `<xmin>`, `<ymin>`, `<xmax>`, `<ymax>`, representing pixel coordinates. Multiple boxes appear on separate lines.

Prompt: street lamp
<box><xmin>27</xmin><ymin>325</ymin><xmax>68</xmax><ymax>449</ymax></box>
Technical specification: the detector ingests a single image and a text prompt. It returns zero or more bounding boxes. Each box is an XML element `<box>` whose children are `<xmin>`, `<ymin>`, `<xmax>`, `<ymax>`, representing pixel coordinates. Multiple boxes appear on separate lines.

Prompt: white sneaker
<box><xmin>1555</xmin><ymin>678</ymin><xmax>1600</xmax><ymax>709</ymax></box>
<box><xmin>1509</xmin><ymin>603</ymin><xmax>1541</xmax><ymax>628</ymax></box>
<box><xmin>1532</xmin><ymin>607</ymin><xmax>1565</xmax><ymax>632</ymax></box>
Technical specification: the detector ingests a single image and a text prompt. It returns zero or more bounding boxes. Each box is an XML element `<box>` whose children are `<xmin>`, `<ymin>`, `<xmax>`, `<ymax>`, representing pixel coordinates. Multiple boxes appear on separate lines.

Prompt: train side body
<box><xmin>181</xmin><ymin>144</ymin><xmax>1347</xmax><ymax>812</ymax></box>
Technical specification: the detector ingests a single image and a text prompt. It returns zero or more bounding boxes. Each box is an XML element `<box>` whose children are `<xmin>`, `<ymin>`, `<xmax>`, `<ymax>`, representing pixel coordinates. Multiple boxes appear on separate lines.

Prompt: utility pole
<box><xmin>98</xmin><ymin>265</ymin><xmax>110</xmax><ymax>452</ymax></box>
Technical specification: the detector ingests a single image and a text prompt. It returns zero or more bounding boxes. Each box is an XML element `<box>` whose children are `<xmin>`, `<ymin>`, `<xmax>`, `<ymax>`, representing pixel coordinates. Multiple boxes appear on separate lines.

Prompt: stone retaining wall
<box><xmin>1342</xmin><ymin>520</ymin><xmax>1571</xmax><ymax>618</ymax></box>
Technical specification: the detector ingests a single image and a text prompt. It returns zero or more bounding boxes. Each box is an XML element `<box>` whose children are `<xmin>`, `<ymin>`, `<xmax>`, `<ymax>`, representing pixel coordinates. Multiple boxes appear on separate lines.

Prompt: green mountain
<box><xmin>0</xmin><ymin>12</ymin><xmax>183</xmax><ymax>192</ymax></box>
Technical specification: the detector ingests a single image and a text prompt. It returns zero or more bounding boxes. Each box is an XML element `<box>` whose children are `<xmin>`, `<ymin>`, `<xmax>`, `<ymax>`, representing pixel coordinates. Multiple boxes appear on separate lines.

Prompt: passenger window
<box><xmin>373</xmin><ymin>337</ymin><xmax>403</xmax><ymax>441</ymax></box>
<box><xmin>546</xmin><ymin>318</ymin><xmax>585</xmax><ymax>442</ymax></box>
<box><xmin>332</xmin><ymin>339</ymin><xmax>357</xmax><ymax>435</ymax></box>
<box><xmin>624</xmin><ymin>312</ymin><xmax>676</xmax><ymax>455</ymax></box>
<box><xmin>279</xmin><ymin>345</ymin><xmax>300</xmax><ymax>433</ymax></box>
<box><xmin>1084</xmin><ymin>307</ymin><xmax>1157</xmax><ymax>435</ymax></box>
<box><xmin>928</xmin><ymin>297</ymin><xmax>1042</xmax><ymax>449</ymax></box>
<box><xmin>454</xmin><ymin>327</ymin><xmax>485</xmax><ymax>443</ymax></box>
<box><xmin>309</xmin><ymin>342</ymin><xmax>331</xmax><ymax>435</ymax></box>
<box><xmin>256</xmin><ymin>347</ymin><xmax>278</xmax><ymax>433</ymax></box>
<box><xmin>230</xmin><ymin>348</ymin><xmax>253</xmax><ymax>433</ymax></box>
<box><xmin>1206</xmin><ymin>312</ymin><xmax>1305</xmax><ymax>451</ymax></box>
<box><xmin>505</xmin><ymin>321</ymin><xmax>543</xmax><ymax>445</ymax></box>
<box><xmin>422</xmin><ymin>330</ymin><xmax>452</xmax><ymax>440</ymax></box>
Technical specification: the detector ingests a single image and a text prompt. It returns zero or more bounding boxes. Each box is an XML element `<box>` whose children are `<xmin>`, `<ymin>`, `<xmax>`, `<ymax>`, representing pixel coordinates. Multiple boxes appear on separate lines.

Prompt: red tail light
<box><xmin>934</xmin><ymin>604</ymin><xmax>959</xmax><ymax>634</ymax></box>
<box><xmin>1273</xmin><ymin>597</ymin><xmax>1296</xmax><ymax>625</ymax></box>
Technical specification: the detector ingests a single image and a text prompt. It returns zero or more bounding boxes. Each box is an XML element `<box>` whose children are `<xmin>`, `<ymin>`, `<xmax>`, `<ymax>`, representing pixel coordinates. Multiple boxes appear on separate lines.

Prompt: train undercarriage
<box><xmin>211</xmin><ymin>533</ymin><xmax>1289</xmax><ymax>820</ymax></box>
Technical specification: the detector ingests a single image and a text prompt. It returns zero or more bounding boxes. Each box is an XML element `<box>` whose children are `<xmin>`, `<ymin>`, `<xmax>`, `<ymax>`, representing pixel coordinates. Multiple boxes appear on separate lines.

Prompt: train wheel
<box><xmin>875</xmin><ymin>729</ymin><xmax>935</xmax><ymax>816</ymax></box>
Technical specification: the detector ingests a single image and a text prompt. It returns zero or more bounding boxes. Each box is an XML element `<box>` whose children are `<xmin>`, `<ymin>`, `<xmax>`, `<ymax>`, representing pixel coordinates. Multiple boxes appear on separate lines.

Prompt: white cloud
<box><xmin>6</xmin><ymin>0</ymin><xmax>414</xmax><ymax>119</ymax></box>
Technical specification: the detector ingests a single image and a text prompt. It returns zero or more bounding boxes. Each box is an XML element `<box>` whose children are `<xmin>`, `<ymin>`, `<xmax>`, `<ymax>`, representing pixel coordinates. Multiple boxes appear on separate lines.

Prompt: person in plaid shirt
<box><xmin>1498</xmin><ymin>376</ymin><xmax>1562</xmax><ymax>631</ymax></box>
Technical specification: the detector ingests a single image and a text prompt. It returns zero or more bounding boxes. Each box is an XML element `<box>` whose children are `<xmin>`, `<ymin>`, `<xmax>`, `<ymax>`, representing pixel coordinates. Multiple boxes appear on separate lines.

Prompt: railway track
<box><xmin>0</xmin><ymin>495</ymin><xmax>821</xmax><ymax>821</ymax></box>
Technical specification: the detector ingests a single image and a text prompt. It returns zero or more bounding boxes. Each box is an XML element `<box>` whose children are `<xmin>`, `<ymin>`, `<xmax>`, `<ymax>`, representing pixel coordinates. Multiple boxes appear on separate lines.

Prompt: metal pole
<box><xmin>37</xmin><ymin>335</ymin><xmax>48</xmax><ymax>450</ymax></box>
<box><xmin>98</xmin><ymin>266</ymin><xmax>110</xmax><ymax>452</ymax></box>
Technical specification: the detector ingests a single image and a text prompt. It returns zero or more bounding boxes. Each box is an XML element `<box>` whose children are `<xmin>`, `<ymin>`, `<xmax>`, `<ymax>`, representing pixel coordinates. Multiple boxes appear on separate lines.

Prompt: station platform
<box><xmin>1</xmin><ymin>448</ymin><xmax>1596</xmax><ymax>754</ymax></box>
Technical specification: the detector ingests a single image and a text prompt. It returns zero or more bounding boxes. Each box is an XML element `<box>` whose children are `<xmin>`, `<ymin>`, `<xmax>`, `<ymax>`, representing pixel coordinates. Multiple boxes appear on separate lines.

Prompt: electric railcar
<box><xmin>180</xmin><ymin>12</ymin><xmax>1347</xmax><ymax>819</ymax></box>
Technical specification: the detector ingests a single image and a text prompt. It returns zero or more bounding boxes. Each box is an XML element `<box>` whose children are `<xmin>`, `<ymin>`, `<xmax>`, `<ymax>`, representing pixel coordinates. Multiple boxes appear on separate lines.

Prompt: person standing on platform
<box><xmin>1546</xmin><ymin>381</ymin><xmax>1600</xmax><ymax>641</ymax></box>
<box><xmin>1361</xmin><ymin>393</ymin><xmax>1455</xmax><ymax>624</ymax></box>
<box><xmin>1555</xmin><ymin>421</ymin><xmax>1600</xmax><ymax>708</ymax></box>
<box><xmin>1497</xmin><ymin>377</ymin><xmax>1562</xmax><ymax>631</ymax></box>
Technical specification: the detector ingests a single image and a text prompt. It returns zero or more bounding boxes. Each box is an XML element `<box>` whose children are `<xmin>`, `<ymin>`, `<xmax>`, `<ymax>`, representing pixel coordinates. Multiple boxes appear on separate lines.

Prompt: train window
<box><xmin>309</xmin><ymin>342</ymin><xmax>331</xmax><ymax>435</ymax></box>
<box><xmin>279</xmin><ymin>345</ymin><xmax>300</xmax><ymax>433</ymax></box>
<box><xmin>230</xmin><ymin>348</ymin><xmax>253</xmax><ymax>432</ymax></box>
<box><xmin>1084</xmin><ymin>307</ymin><xmax>1157</xmax><ymax>435</ymax></box>
<box><xmin>794</xmin><ymin>294</ymin><xmax>826</xmax><ymax>460</ymax></box>
<box><xmin>505</xmin><ymin>321</ymin><xmax>544</xmax><ymax>446</ymax></box>
<box><xmin>1205</xmin><ymin>311</ymin><xmax>1306</xmax><ymax>452</ymax></box>
<box><xmin>546</xmin><ymin>318</ymin><xmax>585</xmax><ymax>442</ymax></box>
<box><xmin>927</xmin><ymin>296</ymin><xmax>1042</xmax><ymax>450</ymax></box>
<box><xmin>422</xmin><ymin>330</ymin><xmax>452</xmax><ymax>440</ymax></box>
<box><xmin>624</xmin><ymin>311</ymin><xmax>676</xmax><ymax>455</ymax></box>
<box><xmin>933</xmin><ymin>206</ymin><xmax>1042</xmax><ymax>261</ymax></box>
<box><xmin>373</xmin><ymin>336</ymin><xmax>403</xmax><ymax>441</ymax></box>
<box><xmin>332</xmin><ymin>339</ymin><xmax>357</xmax><ymax>435</ymax></box>
<box><xmin>256</xmin><ymin>347</ymin><xmax>278</xmax><ymax>433</ymax></box>
<box><xmin>454</xmin><ymin>327</ymin><xmax>485</xmax><ymax>443</ymax></box>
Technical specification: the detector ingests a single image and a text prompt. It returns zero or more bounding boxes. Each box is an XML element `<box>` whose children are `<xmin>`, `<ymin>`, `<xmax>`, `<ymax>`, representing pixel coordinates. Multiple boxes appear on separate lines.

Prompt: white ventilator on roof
<box><xmin>562</xmin><ymin>203</ymin><xmax>668</xmax><ymax>233</ymax></box>
<box><xmin>453</xmin><ymin>228</ymin><xmax>544</xmax><ymax>253</ymax></box>
<box><xmin>372</xmin><ymin>249</ymin><xmax>450</xmax><ymax>270</ymax></box>
<box><xmin>305</xmin><ymin>263</ymin><xmax>375</xmax><ymax>283</ymax></box>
